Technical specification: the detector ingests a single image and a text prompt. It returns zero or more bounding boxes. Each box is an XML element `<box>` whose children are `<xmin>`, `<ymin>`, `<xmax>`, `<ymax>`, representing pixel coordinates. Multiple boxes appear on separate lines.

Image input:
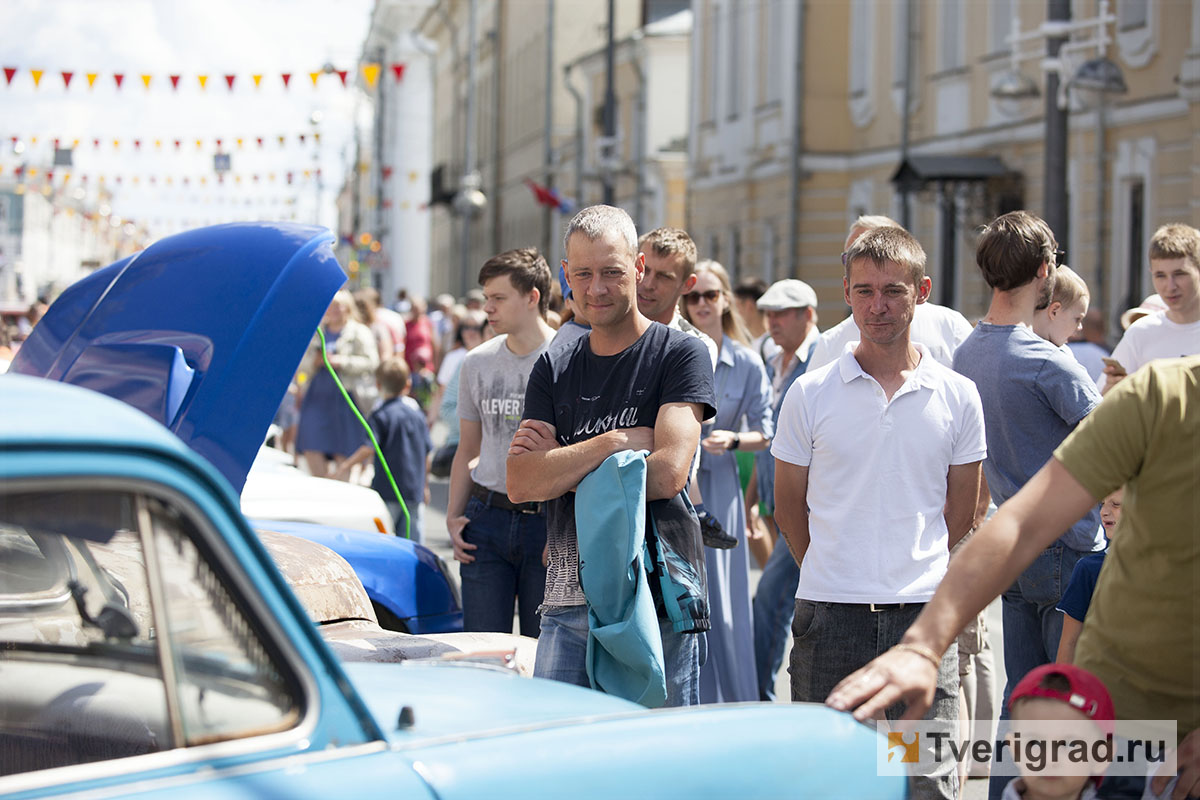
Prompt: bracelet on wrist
<box><xmin>891</xmin><ymin>642</ymin><xmax>942</xmax><ymax>669</ymax></box>
<box><xmin>730</xmin><ymin>434</ymin><xmax>740</xmax><ymax>450</ymax></box>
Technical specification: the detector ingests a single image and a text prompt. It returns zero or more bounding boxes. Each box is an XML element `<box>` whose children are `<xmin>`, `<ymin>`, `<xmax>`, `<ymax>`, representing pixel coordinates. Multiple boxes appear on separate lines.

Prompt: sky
<box><xmin>0</xmin><ymin>0</ymin><xmax>376</xmax><ymax>239</ymax></box>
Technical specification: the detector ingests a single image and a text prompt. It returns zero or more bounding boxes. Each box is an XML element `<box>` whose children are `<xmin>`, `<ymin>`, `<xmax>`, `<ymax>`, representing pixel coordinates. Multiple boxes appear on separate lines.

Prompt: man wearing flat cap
<box><xmin>750</xmin><ymin>278</ymin><xmax>821</xmax><ymax>701</ymax></box>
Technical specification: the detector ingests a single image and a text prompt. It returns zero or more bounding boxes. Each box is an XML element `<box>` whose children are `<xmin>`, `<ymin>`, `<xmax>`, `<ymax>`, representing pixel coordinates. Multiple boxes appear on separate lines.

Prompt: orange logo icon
<box><xmin>887</xmin><ymin>732</ymin><xmax>920</xmax><ymax>763</ymax></box>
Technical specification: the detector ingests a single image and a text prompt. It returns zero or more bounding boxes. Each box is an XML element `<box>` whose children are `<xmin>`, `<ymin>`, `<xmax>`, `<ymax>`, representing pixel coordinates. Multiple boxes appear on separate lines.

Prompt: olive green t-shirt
<box><xmin>1054</xmin><ymin>356</ymin><xmax>1200</xmax><ymax>741</ymax></box>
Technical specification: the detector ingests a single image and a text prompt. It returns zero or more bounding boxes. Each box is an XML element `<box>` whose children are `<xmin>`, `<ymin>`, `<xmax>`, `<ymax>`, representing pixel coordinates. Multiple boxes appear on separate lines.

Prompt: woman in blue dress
<box><xmin>682</xmin><ymin>260</ymin><xmax>773</xmax><ymax>703</ymax></box>
<box><xmin>296</xmin><ymin>290</ymin><xmax>380</xmax><ymax>478</ymax></box>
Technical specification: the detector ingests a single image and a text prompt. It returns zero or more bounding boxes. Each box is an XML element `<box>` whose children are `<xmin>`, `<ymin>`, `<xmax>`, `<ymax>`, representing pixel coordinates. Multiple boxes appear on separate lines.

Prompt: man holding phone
<box><xmin>1100</xmin><ymin>224</ymin><xmax>1200</xmax><ymax>394</ymax></box>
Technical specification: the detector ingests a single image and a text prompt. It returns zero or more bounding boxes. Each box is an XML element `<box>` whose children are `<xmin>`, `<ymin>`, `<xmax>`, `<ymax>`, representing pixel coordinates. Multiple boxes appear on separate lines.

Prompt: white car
<box><xmin>241</xmin><ymin>445</ymin><xmax>395</xmax><ymax>535</ymax></box>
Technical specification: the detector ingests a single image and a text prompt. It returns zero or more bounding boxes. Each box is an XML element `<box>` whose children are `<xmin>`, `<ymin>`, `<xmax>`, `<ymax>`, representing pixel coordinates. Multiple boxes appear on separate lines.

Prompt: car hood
<box><xmin>346</xmin><ymin>662</ymin><xmax>905</xmax><ymax>798</ymax></box>
<box><xmin>10</xmin><ymin>222</ymin><xmax>345</xmax><ymax>493</ymax></box>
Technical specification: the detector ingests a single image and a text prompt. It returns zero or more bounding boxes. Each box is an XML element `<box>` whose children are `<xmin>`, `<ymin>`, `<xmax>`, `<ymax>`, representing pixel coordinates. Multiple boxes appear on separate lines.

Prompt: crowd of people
<box><xmin>282</xmin><ymin>207</ymin><xmax>1197</xmax><ymax>800</ymax></box>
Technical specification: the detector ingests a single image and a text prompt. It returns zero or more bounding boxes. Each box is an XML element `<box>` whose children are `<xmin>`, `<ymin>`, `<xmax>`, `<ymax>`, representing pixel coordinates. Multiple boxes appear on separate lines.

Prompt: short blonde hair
<box><xmin>1048</xmin><ymin>265</ymin><xmax>1089</xmax><ymax>309</ymax></box>
<box><xmin>1148</xmin><ymin>224</ymin><xmax>1200</xmax><ymax>270</ymax></box>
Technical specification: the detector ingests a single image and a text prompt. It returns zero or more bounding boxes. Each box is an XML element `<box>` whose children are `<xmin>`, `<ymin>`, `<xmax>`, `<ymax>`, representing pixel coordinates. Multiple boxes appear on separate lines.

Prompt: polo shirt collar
<box><xmin>837</xmin><ymin>341</ymin><xmax>937</xmax><ymax>389</ymax></box>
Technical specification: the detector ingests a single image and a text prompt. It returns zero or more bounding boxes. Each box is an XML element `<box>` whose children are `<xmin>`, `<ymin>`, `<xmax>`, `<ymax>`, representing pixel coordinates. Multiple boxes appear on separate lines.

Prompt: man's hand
<box><xmin>1100</xmin><ymin>362</ymin><xmax>1127</xmax><ymax>395</ymax></box>
<box><xmin>447</xmin><ymin>514</ymin><xmax>477</xmax><ymax>563</ymax></box>
<box><xmin>508</xmin><ymin>419</ymin><xmax>559</xmax><ymax>456</ymax></box>
<box><xmin>826</xmin><ymin>646</ymin><xmax>940</xmax><ymax>721</ymax></box>
<box><xmin>701</xmin><ymin>429</ymin><xmax>738</xmax><ymax>455</ymax></box>
<box><xmin>1152</xmin><ymin>727</ymin><xmax>1200</xmax><ymax>800</ymax></box>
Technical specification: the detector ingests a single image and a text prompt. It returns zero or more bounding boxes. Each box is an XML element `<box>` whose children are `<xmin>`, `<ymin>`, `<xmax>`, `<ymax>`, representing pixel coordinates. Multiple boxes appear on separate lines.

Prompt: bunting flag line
<box><xmin>4</xmin><ymin>129</ymin><xmax>338</xmax><ymax>151</ymax></box>
<box><xmin>1</xmin><ymin>63</ymin><xmax>402</xmax><ymax>91</ymax></box>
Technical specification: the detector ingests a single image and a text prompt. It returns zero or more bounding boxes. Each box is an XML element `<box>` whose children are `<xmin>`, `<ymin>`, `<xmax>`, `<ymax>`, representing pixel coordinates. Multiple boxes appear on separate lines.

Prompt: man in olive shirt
<box><xmin>826</xmin><ymin>355</ymin><xmax>1199</xmax><ymax>798</ymax></box>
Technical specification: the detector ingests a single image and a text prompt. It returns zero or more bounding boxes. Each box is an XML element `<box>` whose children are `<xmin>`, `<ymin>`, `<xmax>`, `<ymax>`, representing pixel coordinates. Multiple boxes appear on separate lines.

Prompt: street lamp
<box><xmin>991</xmin><ymin>0</ymin><xmax>1127</xmax><ymax>248</ymax></box>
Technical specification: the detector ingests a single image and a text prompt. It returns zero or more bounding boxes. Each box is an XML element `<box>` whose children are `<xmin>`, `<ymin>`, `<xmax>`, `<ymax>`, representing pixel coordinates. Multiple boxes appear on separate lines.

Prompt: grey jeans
<box><xmin>789</xmin><ymin>599</ymin><xmax>959</xmax><ymax>800</ymax></box>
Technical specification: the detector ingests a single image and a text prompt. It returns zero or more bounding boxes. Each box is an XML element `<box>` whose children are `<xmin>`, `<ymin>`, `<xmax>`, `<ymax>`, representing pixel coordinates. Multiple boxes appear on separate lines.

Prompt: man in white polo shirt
<box><xmin>772</xmin><ymin>226</ymin><xmax>985</xmax><ymax>800</ymax></box>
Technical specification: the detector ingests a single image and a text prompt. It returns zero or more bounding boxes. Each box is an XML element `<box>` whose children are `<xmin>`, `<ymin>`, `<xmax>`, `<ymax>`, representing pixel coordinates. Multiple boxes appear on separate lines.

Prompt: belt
<box><xmin>863</xmin><ymin>602</ymin><xmax>911</xmax><ymax>612</ymax></box>
<box><xmin>470</xmin><ymin>482</ymin><xmax>543</xmax><ymax>515</ymax></box>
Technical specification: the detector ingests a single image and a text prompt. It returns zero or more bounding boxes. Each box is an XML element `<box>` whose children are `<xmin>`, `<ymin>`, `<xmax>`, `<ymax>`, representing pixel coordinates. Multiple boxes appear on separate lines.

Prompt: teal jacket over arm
<box><xmin>575</xmin><ymin>450</ymin><xmax>666</xmax><ymax>708</ymax></box>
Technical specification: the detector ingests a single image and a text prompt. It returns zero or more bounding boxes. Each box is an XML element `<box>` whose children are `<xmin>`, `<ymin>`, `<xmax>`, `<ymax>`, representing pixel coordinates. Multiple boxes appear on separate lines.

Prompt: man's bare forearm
<box><xmin>507</xmin><ymin>430</ymin><xmax>642</xmax><ymax>503</ymax></box>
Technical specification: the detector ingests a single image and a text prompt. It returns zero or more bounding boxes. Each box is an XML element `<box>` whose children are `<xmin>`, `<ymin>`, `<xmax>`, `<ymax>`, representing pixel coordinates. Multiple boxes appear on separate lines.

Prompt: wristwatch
<box><xmin>730</xmin><ymin>434</ymin><xmax>740</xmax><ymax>450</ymax></box>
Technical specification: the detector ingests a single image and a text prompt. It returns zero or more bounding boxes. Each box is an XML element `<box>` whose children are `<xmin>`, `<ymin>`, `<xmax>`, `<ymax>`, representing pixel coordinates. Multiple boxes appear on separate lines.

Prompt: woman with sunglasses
<box><xmin>680</xmin><ymin>259</ymin><xmax>774</xmax><ymax>703</ymax></box>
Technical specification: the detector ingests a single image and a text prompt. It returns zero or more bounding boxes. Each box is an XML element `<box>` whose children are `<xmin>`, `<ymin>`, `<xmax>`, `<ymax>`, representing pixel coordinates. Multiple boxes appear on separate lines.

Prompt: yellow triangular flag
<box><xmin>85</xmin><ymin>72</ymin><xmax>98</xmax><ymax>89</ymax></box>
<box><xmin>361</xmin><ymin>63</ymin><xmax>380</xmax><ymax>87</ymax></box>
<box><xmin>197</xmin><ymin>74</ymin><xmax>208</xmax><ymax>90</ymax></box>
<box><xmin>112</xmin><ymin>139</ymin><xmax>120</xmax><ymax>149</ymax></box>
<box><xmin>141</xmin><ymin>74</ymin><xmax>152</xmax><ymax>89</ymax></box>
<box><xmin>30</xmin><ymin>69</ymin><xmax>44</xmax><ymax>87</ymax></box>
<box><xmin>154</xmin><ymin>139</ymin><xmax>162</xmax><ymax>149</ymax></box>
<box><xmin>30</xmin><ymin>136</ymin><xmax>38</xmax><ymax>145</ymax></box>
<box><xmin>252</xmin><ymin>73</ymin><xmax>263</xmax><ymax>88</ymax></box>
<box><xmin>309</xmin><ymin>71</ymin><xmax>320</xmax><ymax>87</ymax></box>
<box><xmin>195</xmin><ymin>139</ymin><xmax>203</xmax><ymax>149</ymax></box>
<box><xmin>236</xmin><ymin>138</ymin><xmax>244</xmax><ymax>148</ymax></box>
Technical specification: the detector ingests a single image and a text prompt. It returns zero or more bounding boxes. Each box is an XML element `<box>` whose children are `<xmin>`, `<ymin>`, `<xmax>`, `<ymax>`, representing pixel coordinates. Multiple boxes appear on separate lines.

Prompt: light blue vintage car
<box><xmin>0</xmin><ymin>223</ymin><xmax>906</xmax><ymax>798</ymax></box>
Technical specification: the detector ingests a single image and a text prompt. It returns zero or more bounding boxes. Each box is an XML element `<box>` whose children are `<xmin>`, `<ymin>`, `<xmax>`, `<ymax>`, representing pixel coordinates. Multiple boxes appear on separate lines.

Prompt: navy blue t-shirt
<box><xmin>368</xmin><ymin>396</ymin><xmax>433</xmax><ymax>510</ymax></box>
<box><xmin>1056</xmin><ymin>551</ymin><xmax>1107</xmax><ymax>622</ymax></box>
<box><xmin>522</xmin><ymin>322</ymin><xmax>716</xmax><ymax>605</ymax></box>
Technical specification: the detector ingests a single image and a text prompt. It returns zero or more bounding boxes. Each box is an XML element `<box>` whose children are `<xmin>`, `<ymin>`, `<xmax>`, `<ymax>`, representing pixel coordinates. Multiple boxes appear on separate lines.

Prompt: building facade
<box><xmin>689</xmin><ymin>0</ymin><xmax>1200</xmax><ymax>331</ymax></box>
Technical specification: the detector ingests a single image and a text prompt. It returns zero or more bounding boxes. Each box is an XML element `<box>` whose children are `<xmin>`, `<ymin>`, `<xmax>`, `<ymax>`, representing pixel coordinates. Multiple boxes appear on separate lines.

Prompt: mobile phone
<box><xmin>1101</xmin><ymin>356</ymin><xmax>1125</xmax><ymax>372</ymax></box>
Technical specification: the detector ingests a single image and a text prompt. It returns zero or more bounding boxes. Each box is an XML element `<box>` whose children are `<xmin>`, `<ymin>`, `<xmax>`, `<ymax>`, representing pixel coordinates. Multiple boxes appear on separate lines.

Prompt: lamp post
<box><xmin>991</xmin><ymin>0</ymin><xmax>1127</xmax><ymax>248</ymax></box>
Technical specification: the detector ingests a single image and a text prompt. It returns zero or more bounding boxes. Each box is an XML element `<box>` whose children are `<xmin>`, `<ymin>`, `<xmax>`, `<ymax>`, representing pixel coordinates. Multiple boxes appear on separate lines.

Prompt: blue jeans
<box><xmin>987</xmin><ymin>542</ymin><xmax>1088</xmax><ymax>800</ymax></box>
<box><xmin>534</xmin><ymin>604</ymin><xmax>703</xmax><ymax>707</ymax></box>
<box><xmin>459</xmin><ymin>496</ymin><xmax>547</xmax><ymax>638</ymax></box>
<box><xmin>790</xmin><ymin>600</ymin><xmax>959</xmax><ymax>800</ymax></box>
<box><xmin>752</xmin><ymin>539</ymin><xmax>801</xmax><ymax>701</ymax></box>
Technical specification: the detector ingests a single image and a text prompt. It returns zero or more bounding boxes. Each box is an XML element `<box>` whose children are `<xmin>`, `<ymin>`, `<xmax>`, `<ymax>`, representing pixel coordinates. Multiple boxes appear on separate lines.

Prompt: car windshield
<box><xmin>0</xmin><ymin>487</ymin><xmax>301</xmax><ymax>776</ymax></box>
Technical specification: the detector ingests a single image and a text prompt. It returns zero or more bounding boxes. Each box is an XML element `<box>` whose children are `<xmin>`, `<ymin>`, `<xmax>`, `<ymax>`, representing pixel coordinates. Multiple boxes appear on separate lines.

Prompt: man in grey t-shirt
<box><xmin>951</xmin><ymin>211</ymin><xmax>1104</xmax><ymax>800</ymax></box>
<box><xmin>448</xmin><ymin>248</ymin><xmax>556</xmax><ymax>637</ymax></box>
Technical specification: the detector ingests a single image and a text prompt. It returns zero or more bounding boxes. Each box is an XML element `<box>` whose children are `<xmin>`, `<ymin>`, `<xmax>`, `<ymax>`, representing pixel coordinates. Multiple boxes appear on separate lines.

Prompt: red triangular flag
<box><xmin>337</xmin><ymin>69</ymin><xmax>348</xmax><ymax>87</ymax></box>
<box><xmin>298</xmin><ymin>134</ymin><xmax>306</xmax><ymax>145</ymax></box>
<box><xmin>224</xmin><ymin>74</ymin><xmax>235</xmax><ymax>90</ymax></box>
<box><xmin>382</xmin><ymin>166</ymin><xmax>394</xmax><ymax>180</ymax></box>
<box><xmin>174</xmin><ymin>139</ymin><xmax>181</xmax><ymax>149</ymax></box>
<box><xmin>134</xmin><ymin>139</ymin><xmax>142</xmax><ymax>150</ymax></box>
<box><xmin>256</xmin><ymin>137</ymin><xmax>263</xmax><ymax>148</ymax></box>
<box><xmin>169</xmin><ymin>74</ymin><xmax>180</xmax><ymax>89</ymax></box>
<box><xmin>45</xmin><ymin>170</ymin><xmax>53</xmax><ymax>181</ymax></box>
<box><xmin>281</xmin><ymin>72</ymin><xmax>291</xmax><ymax>88</ymax></box>
<box><xmin>113</xmin><ymin>73</ymin><xmax>124</xmax><ymax>89</ymax></box>
<box><xmin>391</xmin><ymin>63</ymin><xmax>405</xmax><ymax>82</ymax></box>
<box><xmin>215</xmin><ymin>138</ymin><xmax>222</xmax><ymax>148</ymax></box>
<box><xmin>61</xmin><ymin>71</ymin><xmax>73</xmax><ymax>88</ymax></box>
<box><xmin>93</xmin><ymin>138</ymin><xmax>101</xmax><ymax>149</ymax></box>
<box><xmin>3</xmin><ymin>67</ymin><xmax>16</xmax><ymax>85</ymax></box>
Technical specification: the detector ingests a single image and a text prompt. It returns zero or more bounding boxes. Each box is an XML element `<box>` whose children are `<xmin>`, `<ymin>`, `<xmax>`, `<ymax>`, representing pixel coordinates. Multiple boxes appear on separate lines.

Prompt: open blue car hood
<box><xmin>11</xmin><ymin>222</ymin><xmax>345</xmax><ymax>493</ymax></box>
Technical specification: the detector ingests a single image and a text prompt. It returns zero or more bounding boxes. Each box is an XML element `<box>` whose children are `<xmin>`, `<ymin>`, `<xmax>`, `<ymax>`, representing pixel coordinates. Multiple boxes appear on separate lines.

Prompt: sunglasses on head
<box><xmin>685</xmin><ymin>289</ymin><xmax>722</xmax><ymax>304</ymax></box>
<box><xmin>1053</xmin><ymin>248</ymin><xmax>1067</xmax><ymax>266</ymax></box>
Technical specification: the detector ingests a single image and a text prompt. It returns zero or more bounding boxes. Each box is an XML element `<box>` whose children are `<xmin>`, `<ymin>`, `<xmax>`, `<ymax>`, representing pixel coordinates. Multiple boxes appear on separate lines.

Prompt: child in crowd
<box><xmin>1056</xmin><ymin>487</ymin><xmax>1123</xmax><ymax>664</ymax></box>
<box><xmin>335</xmin><ymin>358</ymin><xmax>432</xmax><ymax>542</ymax></box>
<box><xmin>1034</xmin><ymin>266</ymin><xmax>1090</xmax><ymax>347</ymax></box>
<box><xmin>1004</xmin><ymin>663</ymin><xmax>1114</xmax><ymax>800</ymax></box>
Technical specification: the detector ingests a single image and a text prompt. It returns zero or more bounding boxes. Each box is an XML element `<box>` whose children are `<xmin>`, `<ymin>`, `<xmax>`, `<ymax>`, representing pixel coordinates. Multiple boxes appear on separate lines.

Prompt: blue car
<box><xmin>9</xmin><ymin>222</ymin><xmax>462</xmax><ymax>634</ymax></box>
<box><xmin>1</xmin><ymin>223</ymin><xmax>906</xmax><ymax>798</ymax></box>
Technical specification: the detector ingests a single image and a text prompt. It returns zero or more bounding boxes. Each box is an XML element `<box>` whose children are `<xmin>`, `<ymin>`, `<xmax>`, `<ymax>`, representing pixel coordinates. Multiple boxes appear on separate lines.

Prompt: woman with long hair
<box><xmin>681</xmin><ymin>259</ymin><xmax>773</xmax><ymax>703</ymax></box>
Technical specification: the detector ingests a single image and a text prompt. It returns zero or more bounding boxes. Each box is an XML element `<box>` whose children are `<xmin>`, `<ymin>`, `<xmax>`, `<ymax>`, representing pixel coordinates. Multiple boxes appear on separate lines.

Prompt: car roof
<box><xmin>0</xmin><ymin>373</ymin><xmax>196</xmax><ymax>460</ymax></box>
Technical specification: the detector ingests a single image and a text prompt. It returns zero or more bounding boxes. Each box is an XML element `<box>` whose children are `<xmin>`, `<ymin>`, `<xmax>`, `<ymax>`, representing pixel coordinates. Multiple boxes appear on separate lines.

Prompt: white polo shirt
<box><xmin>771</xmin><ymin>342</ymin><xmax>987</xmax><ymax>603</ymax></box>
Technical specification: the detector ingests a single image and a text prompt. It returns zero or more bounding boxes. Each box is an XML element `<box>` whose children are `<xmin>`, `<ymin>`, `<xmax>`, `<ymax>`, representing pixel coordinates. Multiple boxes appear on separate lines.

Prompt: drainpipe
<box><xmin>1094</xmin><ymin>96</ymin><xmax>1108</xmax><ymax>316</ymax></box>
<box><xmin>564</xmin><ymin>63</ymin><xmax>585</xmax><ymax>214</ymax></box>
<box><xmin>899</xmin><ymin>0</ymin><xmax>914</xmax><ymax>229</ymax></box>
<box><xmin>630</xmin><ymin>31</ymin><xmax>647</xmax><ymax>231</ymax></box>
<box><xmin>543</xmin><ymin>0</ymin><xmax>556</xmax><ymax>259</ymax></box>
<box><xmin>462</xmin><ymin>0</ymin><xmax>479</xmax><ymax>294</ymax></box>
<box><xmin>785</xmin><ymin>0</ymin><xmax>807</xmax><ymax>280</ymax></box>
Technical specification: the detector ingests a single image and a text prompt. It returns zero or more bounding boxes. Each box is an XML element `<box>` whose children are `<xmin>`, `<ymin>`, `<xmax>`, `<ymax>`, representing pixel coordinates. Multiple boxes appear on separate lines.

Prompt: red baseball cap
<box><xmin>1009</xmin><ymin>663</ymin><xmax>1115</xmax><ymax>729</ymax></box>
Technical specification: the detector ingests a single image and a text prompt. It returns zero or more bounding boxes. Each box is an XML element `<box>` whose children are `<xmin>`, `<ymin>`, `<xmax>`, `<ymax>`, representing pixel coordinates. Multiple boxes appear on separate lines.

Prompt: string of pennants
<box><xmin>5</xmin><ymin>133</ymin><xmax>331</xmax><ymax>151</ymax></box>
<box><xmin>1</xmin><ymin>63</ymin><xmax>405</xmax><ymax>91</ymax></box>
<box><xmin>0</xmin><ymin>164</ymin><xmax>325</xmax><ymax>186</ymax></box>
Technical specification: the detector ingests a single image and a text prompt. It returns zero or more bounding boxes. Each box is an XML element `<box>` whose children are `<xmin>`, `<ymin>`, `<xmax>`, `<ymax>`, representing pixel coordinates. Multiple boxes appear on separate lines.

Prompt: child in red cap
<box><xmin>1004</xmin><ymin>663</ymin><xmax>1115</xmax><ymax>800</ymax></box>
